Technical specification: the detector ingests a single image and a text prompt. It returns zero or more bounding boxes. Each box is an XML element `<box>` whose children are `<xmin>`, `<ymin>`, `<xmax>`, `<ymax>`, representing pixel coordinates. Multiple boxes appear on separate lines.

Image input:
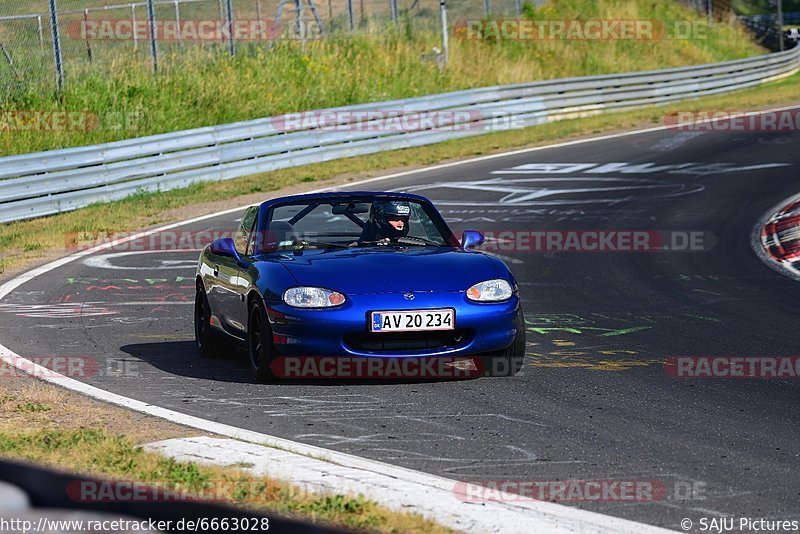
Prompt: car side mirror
<box><xmin>461</xmin><ymin>230</ymin><xmax>485</xmax><ymax>250</ymax></box>
<box><xmin>210</xmin><ymin>237</ymin><xmax>241</xmax><ymax>261</ymax></box>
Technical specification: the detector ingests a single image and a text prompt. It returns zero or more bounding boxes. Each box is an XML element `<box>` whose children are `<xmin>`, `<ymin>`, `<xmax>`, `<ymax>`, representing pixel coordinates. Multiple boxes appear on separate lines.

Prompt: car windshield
<box><xmin>265</xmin><ymin>198</ymin><xmax>453</xmax><ymax>251</ymax></box>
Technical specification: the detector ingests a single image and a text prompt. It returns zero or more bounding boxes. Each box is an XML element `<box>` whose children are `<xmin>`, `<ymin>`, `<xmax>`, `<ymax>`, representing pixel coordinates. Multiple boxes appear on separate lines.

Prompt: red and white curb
<box><xmin>754</xmin><ymin>192</ymin><xmax>800</xmax><ymax>281</ymax></box>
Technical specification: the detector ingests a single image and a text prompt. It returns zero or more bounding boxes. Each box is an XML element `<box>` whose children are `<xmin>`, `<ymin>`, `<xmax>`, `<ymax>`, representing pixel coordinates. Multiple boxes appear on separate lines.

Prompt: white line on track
<box><xmin>3</xmin><ymin>103</ymin><xmax>798</xmax><ymax>532</ymax></box>
<box><xmin>103</xmin><ymin>301</ymin><xmax>193</xmax><ymax>306</ymax></box>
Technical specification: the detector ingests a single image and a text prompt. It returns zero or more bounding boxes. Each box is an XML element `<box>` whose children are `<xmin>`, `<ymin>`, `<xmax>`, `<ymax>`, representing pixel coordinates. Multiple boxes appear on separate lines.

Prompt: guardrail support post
<box><xmin>146</xmin><ymin>0</ymin><xmax>158</xmax><ymax>74</ymax></box>
<box><xmin>391</xmin><ymin>0</ymin><xmax>398</xmax><ymax>24</ymax></box>
<box><xmin>48</xmin><ymin>0</ymin><xmax>64</xmax><ymax>91</ymax></box>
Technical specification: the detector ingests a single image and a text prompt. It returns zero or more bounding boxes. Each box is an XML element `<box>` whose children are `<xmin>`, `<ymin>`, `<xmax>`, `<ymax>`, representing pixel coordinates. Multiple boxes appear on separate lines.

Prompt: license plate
<box><xmin>370</xmin><ymin>309</ymin><xmax>454</xmax><ymax>332</ymax></box>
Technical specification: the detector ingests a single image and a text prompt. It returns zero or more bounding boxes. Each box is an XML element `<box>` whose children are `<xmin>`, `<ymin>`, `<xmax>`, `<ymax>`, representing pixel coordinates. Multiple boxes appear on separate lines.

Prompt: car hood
<box><xmin>271</xmin><ymin>247</ymin><xmax>500</xmax><ymax>294</ymax></box>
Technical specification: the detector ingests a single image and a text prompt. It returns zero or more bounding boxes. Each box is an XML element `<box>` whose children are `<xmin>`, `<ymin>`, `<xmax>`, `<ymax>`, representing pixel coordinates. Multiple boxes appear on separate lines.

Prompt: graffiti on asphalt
<box><xmin>525</xmin><ymin>312</ymin><xmax>719</xmax><ymax>337</ymax></box>
<box><xmin>0</xmin><ymin>303</ymin><xmax>117</xmax><ymax>318</ymax></box>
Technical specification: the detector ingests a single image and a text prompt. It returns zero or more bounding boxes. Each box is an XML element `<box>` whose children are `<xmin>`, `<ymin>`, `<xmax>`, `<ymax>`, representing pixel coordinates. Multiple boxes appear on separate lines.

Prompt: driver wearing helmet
<box><xmin>356</xmin><ymin>200</ymin><xmax>411</xmax><ymax>245</ymax></box>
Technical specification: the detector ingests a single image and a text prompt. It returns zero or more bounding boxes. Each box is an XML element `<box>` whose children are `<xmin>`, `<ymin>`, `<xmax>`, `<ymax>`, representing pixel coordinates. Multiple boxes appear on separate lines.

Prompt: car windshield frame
<box><xmin>260</xmin><ymin>195</ymin><xmax>459</xmax><ymax>253</ymax></box>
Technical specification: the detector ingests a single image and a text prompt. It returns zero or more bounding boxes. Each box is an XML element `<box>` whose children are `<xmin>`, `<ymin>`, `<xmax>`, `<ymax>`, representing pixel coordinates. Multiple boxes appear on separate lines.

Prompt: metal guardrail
<box><xmin>738</xmin><ymin>12</ymin><xmax>800</xmax><ymax>51</ymax></box>
<box><xmin>739</xmin><ymin>11</ymin><xmax>800</xmax><ymax>24</ymax></box>
<box><xmin>1</xmin><ymin>47</ymin><xmax>799</xmax><ymax>224</ymax></box>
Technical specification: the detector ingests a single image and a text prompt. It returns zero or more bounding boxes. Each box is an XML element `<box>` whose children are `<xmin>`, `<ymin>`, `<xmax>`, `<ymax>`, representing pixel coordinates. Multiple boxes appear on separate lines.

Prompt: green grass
<box><xmin>14</xmin><ymin>402</ymin><xmax>52</xmax><ymax>413</ymax></box>
<box><xmin>0</xmin><ymin>0</ymin><xmax>766</xmax><ymax>156</ymax></box>
<box><xmin>0</xmin><ymin>427</ymin><xmax>449</xmax><ymax>532</ymax></box>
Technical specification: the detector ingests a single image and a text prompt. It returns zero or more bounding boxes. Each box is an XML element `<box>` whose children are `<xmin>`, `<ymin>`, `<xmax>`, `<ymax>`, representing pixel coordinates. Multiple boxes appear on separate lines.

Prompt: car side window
<box><xmin>235</xmin><ymin>207</ymin><xmax>258</xmax><ymax>256</ymax></box>
<box><xmin>246</xmin><ymin>211</ymin><xmax>261</xmax><ymax>255</ymax></box>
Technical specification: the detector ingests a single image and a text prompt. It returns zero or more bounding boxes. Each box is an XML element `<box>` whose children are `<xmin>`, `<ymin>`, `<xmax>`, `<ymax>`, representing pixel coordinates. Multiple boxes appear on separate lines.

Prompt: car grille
<box><xmin>344</xmin><ymin>329</ymin><xmax>472</xmax><ymax>353</ymax></box>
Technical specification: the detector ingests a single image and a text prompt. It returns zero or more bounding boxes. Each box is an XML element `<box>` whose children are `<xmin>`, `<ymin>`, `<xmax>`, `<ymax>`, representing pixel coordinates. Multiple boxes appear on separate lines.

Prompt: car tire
<box><xmin>195</xmin><ymin>284</ymin><xmax>226</xmax><ymax>359</ymax></box>
<box><xmin>482</xmin><ymin>308</ymin><xmax>526</xmax><ymax>377</ymax></box>
<box><xmin>248</xmin><ymin>299</ymin><xmax>276</xmax><ymax>383</ymax></box>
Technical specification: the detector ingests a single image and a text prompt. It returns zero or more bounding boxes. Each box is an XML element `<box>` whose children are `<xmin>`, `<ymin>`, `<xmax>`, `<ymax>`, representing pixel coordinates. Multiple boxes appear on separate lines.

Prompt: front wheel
<box><xmin>481</xmin><ymin>309</ymin><xmax>526</xmax><ymax>377</ymax></box>
<box><xmin>248</xmin><ymin>299</ymin><xmax>276</xmax><ymax>383</ymax></box>
<box><xmin>195</xmin><ymin>285</ymin><xmax>225</xmax><ymax>359</ymax></box>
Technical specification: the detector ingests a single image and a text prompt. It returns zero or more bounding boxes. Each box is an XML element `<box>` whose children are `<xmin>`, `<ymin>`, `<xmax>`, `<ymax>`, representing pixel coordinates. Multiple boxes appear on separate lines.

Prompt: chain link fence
<box><xmin>0</xmin><ymin>0</ymin><xmax>534</xmax><ymax>95</ymax></box>
<box><xmin>1</xmin><ymin>0</ymin><xmax>316</xmax><ymax>94</ymax></box>
<box><xmin>0</xmin><ymin>0</ymin><xmax>785</xmax><ymax>96</ymax></box>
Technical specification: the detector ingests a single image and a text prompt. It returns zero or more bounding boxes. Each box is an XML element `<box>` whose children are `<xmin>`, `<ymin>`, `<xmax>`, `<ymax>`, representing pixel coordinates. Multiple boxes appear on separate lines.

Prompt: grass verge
<box><xmin>0</xmin><ymin>0</ymin><xmax>764</xmax><ymax>155</ymax></box>
<box><xmin>1</xmin><ymin>69</ymin><xmax>799</xmax><ymax>275</ymax></box>
<box><xmin>0</xmin><ymin>379</ymin><xmax>450</xmax><ymax>532</ymax></box>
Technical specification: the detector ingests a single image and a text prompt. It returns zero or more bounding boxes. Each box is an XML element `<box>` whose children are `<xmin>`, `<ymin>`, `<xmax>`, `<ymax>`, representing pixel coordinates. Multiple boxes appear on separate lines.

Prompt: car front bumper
<box><xmin>266</xmin><ymin>291</ymin><xmax>521</xmax><ymax>358</ymax></box>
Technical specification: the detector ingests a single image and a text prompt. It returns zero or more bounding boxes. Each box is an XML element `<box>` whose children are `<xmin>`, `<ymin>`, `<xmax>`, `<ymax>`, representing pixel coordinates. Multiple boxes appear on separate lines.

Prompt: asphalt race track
<box><xmin>2</xmin><ymin>110</ymin><xmax>800</xmax><ymax>530</ymax></box>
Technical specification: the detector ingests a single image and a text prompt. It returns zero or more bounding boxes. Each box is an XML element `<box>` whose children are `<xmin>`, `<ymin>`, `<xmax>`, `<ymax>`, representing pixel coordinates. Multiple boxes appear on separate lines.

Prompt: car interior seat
<box><xmin>265</xmin><ymin>221</ymin><xmax>300</xmax><ymax>249</ymax></box>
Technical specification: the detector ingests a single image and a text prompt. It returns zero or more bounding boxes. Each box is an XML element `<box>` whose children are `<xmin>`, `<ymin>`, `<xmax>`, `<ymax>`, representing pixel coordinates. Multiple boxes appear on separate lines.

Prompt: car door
<box><xmin>227</xmin><ymin>206</ymin><xmax>259</xmax><ymax>335</ymax></box>
<box><xmin>213</xmin><ymin>207</ymin><xmax>257</xmax><ymax>336</ymax></box>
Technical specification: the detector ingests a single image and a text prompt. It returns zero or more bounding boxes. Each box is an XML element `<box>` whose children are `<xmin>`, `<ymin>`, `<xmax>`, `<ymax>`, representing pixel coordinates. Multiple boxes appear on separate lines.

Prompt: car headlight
<box><xmin>466</xmin><ymin>279</ymin><xmax>513</xmax><ymax>302</ymax></box>
<box><xmin>283</xmin><ymin>287</ymin><xmax>346</xmax><ymax>308</ymax></box>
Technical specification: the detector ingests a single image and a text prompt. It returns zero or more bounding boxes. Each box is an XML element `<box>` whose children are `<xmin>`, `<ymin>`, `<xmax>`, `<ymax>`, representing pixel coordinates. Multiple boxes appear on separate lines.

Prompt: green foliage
<box><xmin>0</xmin><ymin>429</ymin><xmax>105</xmax><ymax>452</ymax></box>
<box><xmin>14</xmin><ymin>402</ymin><xmax>51</xmax><ymax>413</ymax></box>
<box><xmin>304</xmin><ymin>494</ymin><xmax>368</xmax><ymax>515</ymax></box>
<box><xmin>150</xmin><ymin>457</ymin><xmax>212</xmax><ymax>489</ymax></box>
<box><xmin>0</xmin><ymin>0</ymin><xmax>765</xmax><ymax>157</ymax></box>
<box><xmin>522</xmin><ymin>1</ymin><xmax>537</xmax><ymax>19</ymax></box>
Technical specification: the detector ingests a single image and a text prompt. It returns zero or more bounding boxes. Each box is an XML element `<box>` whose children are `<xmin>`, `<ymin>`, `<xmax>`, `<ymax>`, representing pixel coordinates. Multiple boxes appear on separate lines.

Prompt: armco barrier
<box><xmin>1</xmin><ymin>47</ymin><xmax>799</xmax><ymax>223</ymax></box>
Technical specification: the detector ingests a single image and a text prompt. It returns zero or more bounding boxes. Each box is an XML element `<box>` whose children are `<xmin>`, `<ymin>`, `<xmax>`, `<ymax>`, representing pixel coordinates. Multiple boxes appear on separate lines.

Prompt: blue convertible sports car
<box><xmin>194</xmin><ymin>192</ymin><xmax>525</xmax><ymax>381</ymax></box>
